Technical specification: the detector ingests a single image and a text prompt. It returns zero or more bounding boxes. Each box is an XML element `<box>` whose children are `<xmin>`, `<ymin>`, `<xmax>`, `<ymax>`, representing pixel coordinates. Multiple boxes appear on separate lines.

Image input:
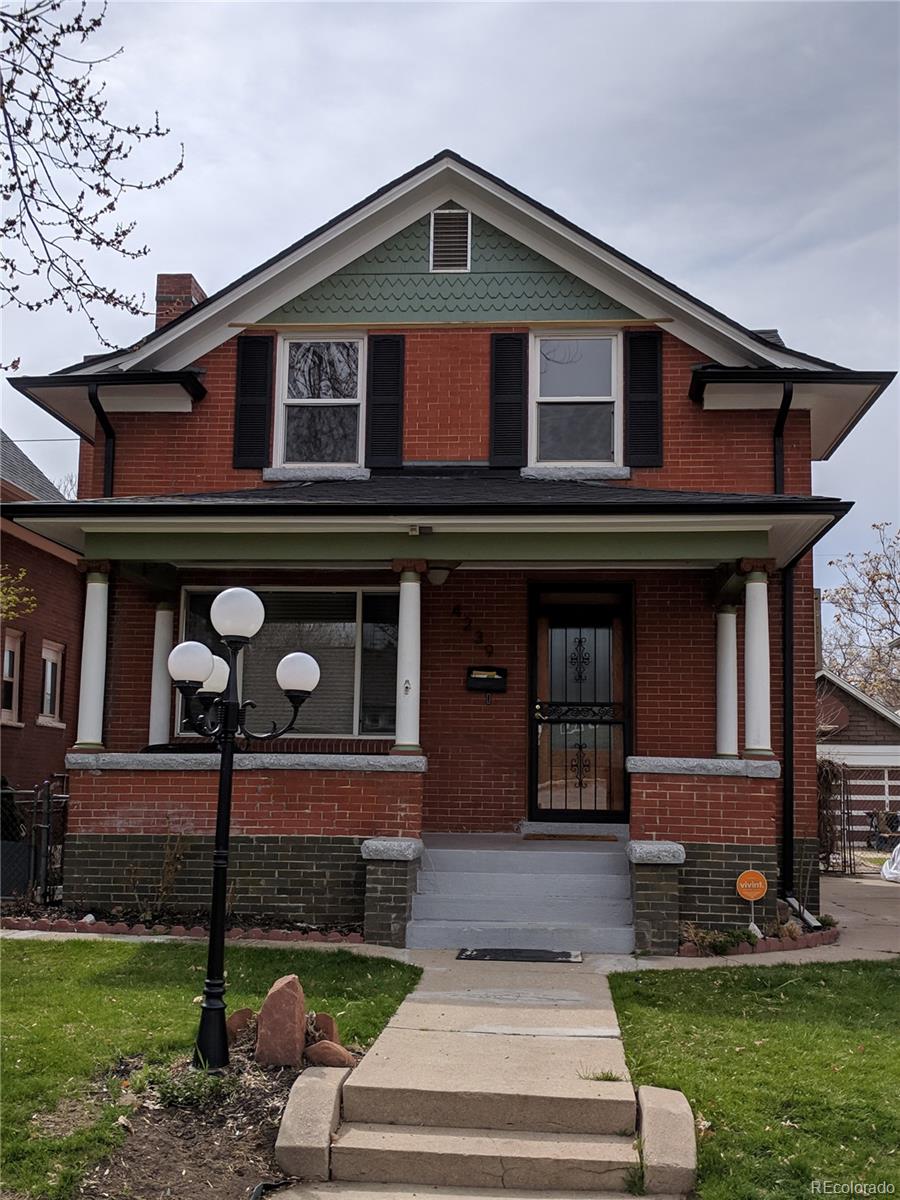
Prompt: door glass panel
<box><xmin>534</xmin><ymin>611</ymin><xmax>625</xmax><ymax>817</ymax></box>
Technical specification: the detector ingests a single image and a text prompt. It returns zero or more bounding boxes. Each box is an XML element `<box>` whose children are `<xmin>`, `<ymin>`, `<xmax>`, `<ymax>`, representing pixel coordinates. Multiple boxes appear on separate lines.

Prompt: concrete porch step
<box><xmin>421</xmin><ymin>848</ymin><xmax>630</xmax><ymax>875</ymax></box>
<box><xmin>342</xmin><ymin>1027</ymin><xmax>634</xmax><ymax>1134</ymax></box>
<box><xmin>416</xmin><ymin>870</ymin><xmax>631</xmax><ymax>899</ymax></box>
<box><xmin>404</xmin><ymin>920</ymin><xmax>635</xmax><ymax>953</ymax></box>
<box><xmin>330</xmin><ymin>1124</ymin><xmax>639</xmax><ymax>1192</ymax></box>
<box><xmin>278</xmin><ymin>1185</ymin><xmax>688</xmax><ymax>1200</ymax></box>
<box><xmin>411</xmin><ymin>894</ymin><xmax>633</xmax><ymax>925</ymax></box>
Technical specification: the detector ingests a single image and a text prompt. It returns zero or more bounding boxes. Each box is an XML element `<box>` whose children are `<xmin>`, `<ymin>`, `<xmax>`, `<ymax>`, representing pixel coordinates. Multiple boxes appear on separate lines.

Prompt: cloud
<box><xmin>2</xmin><ymin>0</ymin><xmax>897</xmax><ymax>573</ymax></box>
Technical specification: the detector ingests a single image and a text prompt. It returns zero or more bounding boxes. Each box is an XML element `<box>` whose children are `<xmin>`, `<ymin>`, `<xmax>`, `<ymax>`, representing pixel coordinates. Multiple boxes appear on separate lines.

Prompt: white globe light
<box><xmin>167</xmin><ymin>641</ymin><xmax>214</xmax><ymax>685</ymax></box>
<box><xmin>210</xmin><ymin>587</ymin><xmax>265</xmax><ymax>639</ymax></box>
<box><xmin>276</xmin><ymin>652</ymin><xmax>320</xmax><ymax>694</ymax></box>
<box><xmin>198</xmin><ymin>655</ymin><xmax>230</xmax><ymax>695</ymax></box>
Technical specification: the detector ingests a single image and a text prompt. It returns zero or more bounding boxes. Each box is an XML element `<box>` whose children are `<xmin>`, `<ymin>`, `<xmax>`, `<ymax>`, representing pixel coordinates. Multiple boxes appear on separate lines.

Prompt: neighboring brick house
<box><xmin>1</xmin><ymin>431</ymin><xmax>83</xmax><ymax>788</ymax></box>
<box><xmin>6</xmin><ymin>151</ymin><xmax>894</xmax><ymax>950</ymax></box>
<box><xmin>817</xmin><ymin>667</ymin><xmax>900</xmax><ymax>851</ymax></box>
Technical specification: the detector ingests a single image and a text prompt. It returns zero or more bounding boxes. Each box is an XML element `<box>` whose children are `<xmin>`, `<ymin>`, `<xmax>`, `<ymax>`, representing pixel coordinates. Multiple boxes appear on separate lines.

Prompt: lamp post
<box><xmin>167</xmin><ymin>587</ymin><xmax>319</xmax><ymax>1070</ymax></box>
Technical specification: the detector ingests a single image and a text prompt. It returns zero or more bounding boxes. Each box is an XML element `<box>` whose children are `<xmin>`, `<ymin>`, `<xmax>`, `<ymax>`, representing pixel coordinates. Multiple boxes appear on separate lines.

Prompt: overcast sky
<box><xmin>2</xmin><ymin>0</ymin><xmax>897</xmax><ymax>594</ymax></box>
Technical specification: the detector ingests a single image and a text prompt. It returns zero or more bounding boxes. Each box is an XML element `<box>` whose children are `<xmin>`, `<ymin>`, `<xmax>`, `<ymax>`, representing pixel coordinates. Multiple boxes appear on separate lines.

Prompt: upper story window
<box><xmin>530</xmin><ymin>334</ymin><xmax>620</xmax><ymax>465</ymax></box>
<box><xmin>430</xmin><ymin>208</ymin><xmax>471</xmax><ymax>272</ymax></box>
<box><xmin>38</xmin><ymin>641</ymin><xmax>64</xmax><ymax>725</ymax></box>
<box><xmin>275</xmin><ymin>337</ymin><xmax>365</xmax><ymax>466</ymax></box>
<box><xmin>2</xmin><ymin>630</ymin><xmax>23</xmax><ymax>725</ymax></box>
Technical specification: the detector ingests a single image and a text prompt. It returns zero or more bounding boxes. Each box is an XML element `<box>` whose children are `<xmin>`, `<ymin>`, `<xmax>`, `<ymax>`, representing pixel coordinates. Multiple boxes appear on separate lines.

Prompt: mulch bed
<box><xmin>0</xmin><ymin>901</ymin><xmax>364</xmax><ymax>944</ymax></box>
<box><xmin>77</xmin><ymin>1027</ymin><xmax>298</xmax><ymax>1200</ymax></box>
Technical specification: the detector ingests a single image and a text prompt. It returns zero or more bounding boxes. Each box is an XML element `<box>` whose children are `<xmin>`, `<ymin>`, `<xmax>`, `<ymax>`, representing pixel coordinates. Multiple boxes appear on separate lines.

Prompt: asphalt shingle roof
<box><xmin>0</xmin><ymin>430</ymin><xmax>65</xmax><ymax>502</ymax></box>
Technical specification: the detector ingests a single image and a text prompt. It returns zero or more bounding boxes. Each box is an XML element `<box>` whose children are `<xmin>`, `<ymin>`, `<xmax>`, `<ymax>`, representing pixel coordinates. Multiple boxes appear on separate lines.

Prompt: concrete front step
<box><xmin>342</xmin><ymin>1027</ymin><xmax>634</xmax><ymax>1135</ymax></box>
<box><xmin>331</xmin><ymin>1124</ymin><xmax>639</xmax><ymax>1192</ymax></box>
<box><xmin>411</xmin><ymin>894</ymin><xmax>633</xmax><ymax>924</ymax></box>
<box><xmin>421</xmin><ymin>847</ymin><xmax>628</xmax><ymax>875</ymax></box>
<box><xmin>405</xmin><ymin>920</ymin><xmax>635</xmax><ymax>952</ymax></box>
<box><xmin>416</xmin><ymin>870</ymin><xmax>631</xmax><ymax>899</ymax></box>
<box><xmin>518</xmin><ymin>821</ymin><xmax>629</xmax><ymax>839</ymax></box>
<box><xmin>279</xmin><ymin>1185</ymin><xmax>688</xmax><ymax>1200</ymax></box>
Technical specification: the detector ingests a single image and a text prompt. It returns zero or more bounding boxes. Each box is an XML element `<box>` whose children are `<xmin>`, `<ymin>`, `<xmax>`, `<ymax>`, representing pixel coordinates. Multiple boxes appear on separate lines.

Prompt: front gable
<box><xmin>263</xmin><ymin>213</ymin><xmax>640</xmax><ymax>326</ymax></box>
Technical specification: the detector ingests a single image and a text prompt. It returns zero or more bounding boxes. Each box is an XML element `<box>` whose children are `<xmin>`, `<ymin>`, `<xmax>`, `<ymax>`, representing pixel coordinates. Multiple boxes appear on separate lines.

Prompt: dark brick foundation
<box><xmin>64</xmin><ymin>834</ymin><xmax>366</xmax><ymax>925</ymax></box>
<box><xmin>792</xmin><ymin>837</ymin><xmax>821</xmax><ymax>915</ymax></box>
<box><xmin>631</xmin><ymin>862</ymin><xmax>680</xmax><ymax>954</ymax></box>
<box><xmin>363</xmin><ymin>859</ymin><xmax>418</xmax><ymax>947</ymax></box>
<box><xmin>680</xmin><ymin>842</ymin><xmax>779</xmax><ymax>929</ymax></box>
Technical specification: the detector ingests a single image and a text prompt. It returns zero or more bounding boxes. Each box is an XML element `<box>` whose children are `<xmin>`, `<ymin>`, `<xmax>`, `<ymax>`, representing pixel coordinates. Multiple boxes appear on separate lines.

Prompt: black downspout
<box><xmin>87</xmin><ymin>382</ymin><xmax>115</xmax><ymax>498</ymax></box>
<box><xmin>773</xmin><ymin>381</ymin><xmax>795</xmax><ymax>897</ymax></box>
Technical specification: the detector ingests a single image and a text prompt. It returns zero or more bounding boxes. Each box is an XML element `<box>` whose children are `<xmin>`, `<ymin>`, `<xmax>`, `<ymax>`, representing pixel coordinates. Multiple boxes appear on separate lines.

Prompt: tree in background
<box><xmin>0</xmin><ymin>564</ymin><xmax>37</xmax><ymax>620</ymax></box>
<box><xmin>1</xmin><ymin>0</ymin><xmax>183</xmax><ymax>364</ymax></box>
<box><xmin>822</xmin><ymin>522</ymin><xmax>900</xmax><ymax>710</ymax></box>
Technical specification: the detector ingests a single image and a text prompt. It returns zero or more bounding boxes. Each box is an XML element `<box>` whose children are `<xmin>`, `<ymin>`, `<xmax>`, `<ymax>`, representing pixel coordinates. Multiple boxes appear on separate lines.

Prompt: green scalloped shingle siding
<box><xmin>262</xmin><ymin>215</ymin><xmax>639</xmax><ymax>324</ymax></box>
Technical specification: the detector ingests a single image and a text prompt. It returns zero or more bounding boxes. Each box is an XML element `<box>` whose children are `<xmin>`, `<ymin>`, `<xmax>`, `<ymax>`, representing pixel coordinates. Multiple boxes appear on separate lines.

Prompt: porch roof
<box><xmin>4</xmin><ymin>476</ymin><xmax>850</xmax><ymax>568</ymax></box>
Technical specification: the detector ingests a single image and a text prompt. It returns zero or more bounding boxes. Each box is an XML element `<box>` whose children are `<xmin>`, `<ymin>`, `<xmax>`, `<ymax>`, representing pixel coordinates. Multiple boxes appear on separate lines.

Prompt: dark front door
<box><xmin>529</xmin><ymin>594</ymin><xmax>630</xmax><ymax>822</ymax></box>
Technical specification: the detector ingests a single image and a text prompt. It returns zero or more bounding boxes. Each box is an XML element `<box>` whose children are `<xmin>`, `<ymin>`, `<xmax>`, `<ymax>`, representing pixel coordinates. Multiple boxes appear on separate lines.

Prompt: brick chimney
<box><xmin>155</xmin><ymin>273</ymin><xmax>207</xmax><ymax>328</ymax></box>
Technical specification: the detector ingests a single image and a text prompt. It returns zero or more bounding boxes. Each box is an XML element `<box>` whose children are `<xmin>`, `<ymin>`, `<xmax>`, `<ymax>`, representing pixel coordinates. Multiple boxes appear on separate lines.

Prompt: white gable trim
<box><xmin>817</xmin><ymin>667</ymin><xmax>900</xmax><ymax>731</ymax></box>
<box><xmin>75</xmin><ymin>155</ymin><xmax>832</xmax><ymax>376</ymax></box>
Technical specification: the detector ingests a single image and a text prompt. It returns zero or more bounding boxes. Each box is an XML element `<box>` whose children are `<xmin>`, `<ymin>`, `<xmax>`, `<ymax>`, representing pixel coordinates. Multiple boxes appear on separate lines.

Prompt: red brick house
<box><xmin>6</xmin><ymin>152</ymin><xmax>894</xmax><ymax>951</ymax></box>
<box><xmin>1</xmin><ymin>431</ymin><xmax>83</xmax><ymax>790</ymax></box>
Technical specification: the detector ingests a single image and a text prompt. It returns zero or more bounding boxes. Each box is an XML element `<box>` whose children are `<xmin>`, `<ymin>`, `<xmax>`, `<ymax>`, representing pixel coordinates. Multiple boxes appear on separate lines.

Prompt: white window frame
<box><xmin>528</xmin><ymin>331</ymin><xmax>623</xmax><ymax>467</ymax></box>
<box><xmin>429</xmin><ymin>208</ymin><xmax>471</xmax><ymax>273</ymax></box>
<box><xmin>176</xmin><ymin>585</ymin><xmax>399</xmax><ymax>739</ymax></box>
<box><xmin>273</xmin><ymin>333</ymin><xmax>367</xmax><ymax>468</ymax></box>
<box><xmin>2</xmin><ymin>630</ymin><xmax>23</xmax><ymax>726</ymax></box>
<box><xmin>37</xmin><ymin>640</ymin><xmax>65</xmax><ymax>727</ymax></box>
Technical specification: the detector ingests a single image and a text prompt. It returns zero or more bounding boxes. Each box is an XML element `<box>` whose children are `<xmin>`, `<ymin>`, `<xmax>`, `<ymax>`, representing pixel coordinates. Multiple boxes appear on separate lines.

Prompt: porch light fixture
<box><xmin>166</xmin><ymin>586</ymin><xmax>319</xmax><ymax>1071</ymax></box>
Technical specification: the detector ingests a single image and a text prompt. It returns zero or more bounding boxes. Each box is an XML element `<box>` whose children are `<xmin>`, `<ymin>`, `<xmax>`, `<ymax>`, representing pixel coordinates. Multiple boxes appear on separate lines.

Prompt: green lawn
<box><xmin>0</xmin><ymin>938</ymin><xmax>420</xmax><ymax>1199</ymax></box>
<box><xmin>610</xmin><ymin>961</ymin><xmax>900</xmax><ymax>1200</ymax></box>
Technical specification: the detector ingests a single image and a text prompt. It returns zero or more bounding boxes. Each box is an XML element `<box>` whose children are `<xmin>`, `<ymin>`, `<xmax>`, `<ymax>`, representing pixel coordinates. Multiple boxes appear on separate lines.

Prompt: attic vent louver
<box><xmin>430</xmin><ymin>208</ymin><xmax>471</xmax><ymax>272</ymax></box>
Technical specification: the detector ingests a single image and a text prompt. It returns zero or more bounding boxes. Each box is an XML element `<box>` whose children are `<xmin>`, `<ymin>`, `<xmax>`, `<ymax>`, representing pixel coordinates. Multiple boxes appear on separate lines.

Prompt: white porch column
<box><xmin>715</xmin><ymin>606</ymin><xmax>739</xmax><ymax>757</ymax></box>
<box><xmin>74</xmin><ymin>569</ymin><xmax>109</xmax><ymax>748</ymax></box>
<box><xmin>743</xmin><ymin>571</ymin><xmax>773</xmax><ymax>756</ymax></box>
<box><xmin>392</xmin><ymin>569</ymin><xmax>422</xmax><ymax>753</ymax></box>
<box><xmin>148</xmin><ymin>601</ymin><xmax>175</xmax><ymax>745</ymax></box>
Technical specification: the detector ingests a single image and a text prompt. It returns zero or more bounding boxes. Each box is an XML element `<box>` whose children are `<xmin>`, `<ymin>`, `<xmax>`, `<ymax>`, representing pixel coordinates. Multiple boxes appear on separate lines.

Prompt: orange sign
<box><xmin>736</xmin><ymin>870</ymin><xmax>768</xmax><ymax>902</ymax></box>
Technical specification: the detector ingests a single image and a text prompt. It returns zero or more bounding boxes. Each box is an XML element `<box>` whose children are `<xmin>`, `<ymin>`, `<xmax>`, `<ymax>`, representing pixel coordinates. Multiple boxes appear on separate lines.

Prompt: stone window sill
<box><xmin>65</xmin><ymin>751</ymin><xmax>427</xmax><ymax>773</ymax></box>
<box><xmin>262</xmin><ymin>466</ymin><xmax>371</xmax><ymax>482</ymax></box>
<box><xmin>1</xmin><ymin>718</ymin><xmax>24</xmax><ymax>728</ymax></box>
<box><xmin>36</xmin><ymin>716</ymin><xmax>66</xmax><ymax>729</ymax></box>
<box><xmin>521</xmin><ymin>465</ymin><xmax>632</xmax><ymax>481</ymax></box>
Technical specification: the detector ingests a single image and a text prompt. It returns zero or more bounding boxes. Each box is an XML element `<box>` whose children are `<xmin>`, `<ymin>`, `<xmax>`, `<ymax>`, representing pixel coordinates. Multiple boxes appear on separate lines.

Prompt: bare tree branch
<box><xmin>1</xmin><ymin>0</ymin><xmax>183</xmax><ymax>363</ymax></box>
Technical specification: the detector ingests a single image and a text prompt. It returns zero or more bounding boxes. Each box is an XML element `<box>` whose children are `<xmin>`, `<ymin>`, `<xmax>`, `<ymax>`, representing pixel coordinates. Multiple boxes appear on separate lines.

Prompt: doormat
<box><xmin>456</xmin><ymin>948</ymin><xmax>583</xmax><ymax>963</ymax></box>
<box><xmin>522</xmin><ymin>833</ymin><xmax>618</xmax><ymax>842</ymax></box>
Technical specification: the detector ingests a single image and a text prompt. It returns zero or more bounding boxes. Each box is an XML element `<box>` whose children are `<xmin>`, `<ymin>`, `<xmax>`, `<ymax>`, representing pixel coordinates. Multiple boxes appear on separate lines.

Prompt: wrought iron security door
<box><xmin>530</xmin><ymin>603</ymin><xmax>628</xmax><ymax>821</ymax></box>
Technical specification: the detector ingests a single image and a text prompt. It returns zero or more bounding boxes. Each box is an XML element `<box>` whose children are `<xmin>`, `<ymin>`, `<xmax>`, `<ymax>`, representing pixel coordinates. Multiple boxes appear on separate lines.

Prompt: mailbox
<box><xmin>466</xmin><ymin>666</ymin><xmax>508</xmax><ymax>693</ymax></box>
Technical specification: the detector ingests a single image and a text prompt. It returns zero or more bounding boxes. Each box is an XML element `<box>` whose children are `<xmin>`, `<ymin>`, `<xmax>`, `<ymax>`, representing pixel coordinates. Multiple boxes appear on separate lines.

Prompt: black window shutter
<box><xmin>233</xmin><ymin>335</ymin><xmax>274</xmax><ymax>468</ymax></box>
<box><xmin>624</xmin><ymin>330</ymin><xmax>663</xmax><ymax>467</ymax></box>
<box><xmin>490</xmin><ymin>333</ymin><xmax>527</xmax><ymax>467</ymax></box>
<box><xmin>365</xmin><ymin>335</ymin><xmax>404</xmax><ymax>468</ymax></box>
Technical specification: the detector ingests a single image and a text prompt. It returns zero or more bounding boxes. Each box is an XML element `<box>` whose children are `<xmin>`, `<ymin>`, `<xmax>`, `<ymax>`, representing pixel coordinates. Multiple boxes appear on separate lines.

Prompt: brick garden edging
<box><xmin>678</xmin><ymin>928</ymin><xmax>840</xmax><ymax>957</ymax></box>
<box><xmin>0</xmin><ymin>915</ymin><xmax>364</xmax><ymax>943</ymax></box>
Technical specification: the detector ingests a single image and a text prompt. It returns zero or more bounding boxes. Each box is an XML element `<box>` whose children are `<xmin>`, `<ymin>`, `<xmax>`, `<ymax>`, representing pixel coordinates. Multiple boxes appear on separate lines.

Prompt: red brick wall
<box><xmin>0</xmin><ymin>533</ymin><xmax>83</xmax><ymax>788</ymax></box>
<box><xmin>67</xmin><ymin>768</ymin><xmax>423</xmax><ymax>837</ymax></box>
<box><xmin>77</xmin><ymin>329</ymin><xmax>812</xmax><ymax>499</ymax></box>
<box><xmin>629</xmin><ymin>775</ymin><xmax>778</xmax><ymax>844</ymax></box>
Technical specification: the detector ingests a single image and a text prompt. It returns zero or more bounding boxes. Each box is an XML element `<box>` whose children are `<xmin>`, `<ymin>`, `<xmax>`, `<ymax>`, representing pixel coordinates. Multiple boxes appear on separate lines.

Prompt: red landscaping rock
<box><xmin>111</xmin><ymin>922</ymin><xmax>131</xmax><ymax>934</ymax></box>
<box><xmin>779</xmin><ymin>937</ymin><xmax>795</xmax><ymax>951</ymax></box>
<box><xmin>226</xmin><ymin>1007</ymin><xmax>254</xmax><ymax>1044</ymax></box>
<box><xmin>91</xmin><ymin>921</ymin><xmax>112</xmax><ymax>934</ymax></box>
<box><xmin>826</xmin><ymin>927</ymin><xmax>840</xmax><ymax>944</ymax></box>
<box><xmin>169</xmin><ymin>925</ymin><xmax>188</xmax><ymax>937</ymax></box>
<box><xmin>284</xmin><ymin>931</ymin><xmax>306</xmax><ymax>941</ymax></box>
<box><xmin>246</xmin><ymin>927</ymin><xmax>265</xmax><ymax>940</ymax></box>
<box><xmin>51</xmin><ymin>919</ymin><xmax>76</xmax><ymax>932</ymax></box>
<box><xmin>678</xmin><ymin>943</ymin><xmax>699</xmax><ymax>956</ymax></box>
<box><xmin>304</xmin><ymin>1039</ymin><xmax>355</xmax><ymax>1068</ymax></box>
<box><xmin>33</xmin><ymin>919</ymin><xmax>52</xmax><ymax>931</ymax></box>
<box><xmin>314</xmin><ymin>1012</ymin><xmax>340</xmax><ymax>1044</ymax></box>
<box><xmin>225</xmin><ymin>928</ymin><xmax>244</xmax><ymax>940</ymax></box>
<box><xmin>326</xmin><ymin>931</ymin><xmax>344</xmax><ymax>942</ymax></box>
<box><xmin>151</xmin><ymin>925</ymin><xmax>169</xmax><ymax>935</ymax></box>
<box><xmin>3</xmin><ymin>917</ymin><xmax>25</xmax><ymax>930</ymax></box>
<box><xmin>254</xmin><ymin>974</ymin><xmax>305</xmax><ymax>1067</ymax></box>
<box><xmin>130</xmin><ymin>924</ymin><xmax>148</xmax><ymax>936</ymax></box>
<box><xmin>345</xmin><ymin>932</ymin><xmax>364</xmax><ymax>944</ymax></box>
<box><xmin>736</xmin><ymin>941</ymin><xmax>752</xmax><ymax>955</ymax></box>
<box><xmin>264</xmin><ymin>929</ymin><xmax>290</xmax><ymax>941</ymax></box>
<box><xmin>187</xmin><ymin>926</ymin><xmax>206</xmax><ymax>938</ymax></box>
<box><xmin>306</xmin><ymin>931</ymin><xmax>326</xmax><ymax>942</ymax></box>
